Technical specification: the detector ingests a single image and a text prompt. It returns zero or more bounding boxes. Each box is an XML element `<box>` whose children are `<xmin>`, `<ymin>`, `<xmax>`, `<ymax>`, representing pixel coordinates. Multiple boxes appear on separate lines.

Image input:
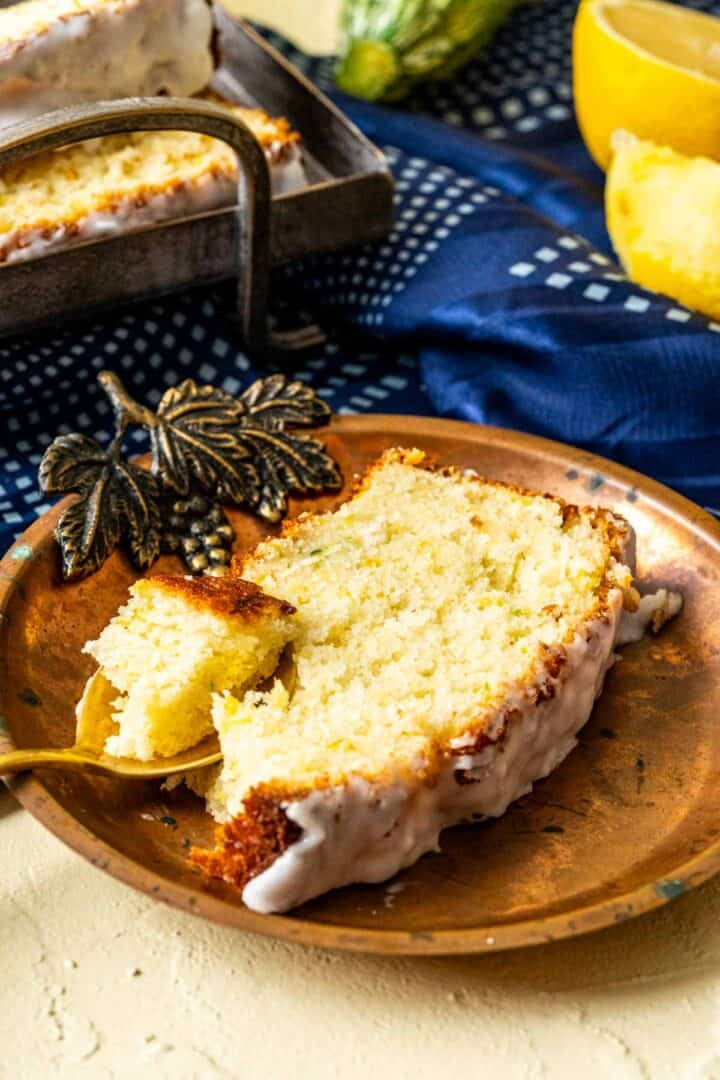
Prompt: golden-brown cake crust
<box><xmin>149</xmin><ymin>574</ymin><xmax>295</xmax><ymax>621</ymax></box>
<box><xmin>190</xmin><ymin>788</ymin><xmax>302</xmax><ymax>888</ymax></box>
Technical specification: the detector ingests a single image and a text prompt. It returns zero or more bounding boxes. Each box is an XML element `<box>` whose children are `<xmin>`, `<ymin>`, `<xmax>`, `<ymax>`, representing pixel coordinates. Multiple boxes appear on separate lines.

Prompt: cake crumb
<box><xmin>384</xmin><ymin>881</ymin><xmax>407</xmax><ymax>908</ymax></box>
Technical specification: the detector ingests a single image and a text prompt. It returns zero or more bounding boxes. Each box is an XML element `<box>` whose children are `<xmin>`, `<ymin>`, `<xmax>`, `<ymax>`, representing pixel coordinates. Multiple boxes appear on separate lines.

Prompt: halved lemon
<box><xmin>573</xmin><ymin>0</ymin><xmax>720</xmax><ymax>170</ymax></box>
<box><xmin>606</xmin><ymin>132</ymin><xmax>720</xmax><ymax>319</ymax></box>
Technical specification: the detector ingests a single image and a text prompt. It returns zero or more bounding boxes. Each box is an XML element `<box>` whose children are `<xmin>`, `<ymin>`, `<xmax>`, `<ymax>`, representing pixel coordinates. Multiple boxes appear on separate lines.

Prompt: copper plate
<box><xmin>2</xmin><ymin>415</ymin><xmax>719</xmax><ymax>955</ymax></box>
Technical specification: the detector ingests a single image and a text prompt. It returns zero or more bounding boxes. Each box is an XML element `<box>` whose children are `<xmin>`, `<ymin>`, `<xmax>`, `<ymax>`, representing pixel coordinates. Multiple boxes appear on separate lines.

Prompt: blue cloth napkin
<box><xmin>1</xmin><ymin>0</ymin><xmax>719</xmax><ymax>554</ymax></box>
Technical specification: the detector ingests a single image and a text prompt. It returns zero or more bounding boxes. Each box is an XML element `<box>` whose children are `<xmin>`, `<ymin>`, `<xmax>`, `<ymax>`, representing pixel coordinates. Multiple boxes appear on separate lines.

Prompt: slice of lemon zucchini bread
<box><xmin>0</xmin><ymin>0</ymin><xmax>214</xmax><ymax>130</ymax></box>
<box><xmin>190</xmin><ymin>448</ymin><xmax>639</xmax><ymax>913</ymax></box>
<box><xmin>0</xmin><ymin>96</ymin><xmax>306</xmax><ymax>265</ymax></box>
<box><xmin>83</xmin><ymin>574</ymin><xmax>295</xmax><ymax>761</ymax></box>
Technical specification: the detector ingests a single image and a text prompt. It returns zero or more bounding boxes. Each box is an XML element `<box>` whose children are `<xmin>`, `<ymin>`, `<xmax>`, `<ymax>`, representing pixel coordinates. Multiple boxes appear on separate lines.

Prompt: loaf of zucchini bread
<box><xmin>0</xmin><ymin>95</ymin><xmax>306</xmax><ymax>264</ymax></box>
<box><xmin>0</xmin><ymin>0</ymin><xmax>215</xmax><ymax>129</ymax></box>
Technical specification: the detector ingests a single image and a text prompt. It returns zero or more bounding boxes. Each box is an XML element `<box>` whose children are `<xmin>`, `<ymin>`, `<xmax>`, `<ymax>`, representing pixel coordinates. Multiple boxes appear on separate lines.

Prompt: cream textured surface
<box><xmin>219</xmin><ymin>0</ymin><xmax>339</xmax><ymax>54</ymax></box>
<box><xmin>3</xmin><ymin>785</ymin><xmax>720</xmax><ymax>1079</ymax></box>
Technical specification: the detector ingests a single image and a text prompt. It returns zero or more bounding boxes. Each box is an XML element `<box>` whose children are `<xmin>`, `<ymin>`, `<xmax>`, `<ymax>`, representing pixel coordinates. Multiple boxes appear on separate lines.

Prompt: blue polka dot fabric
<box><xmin>1</xmin><ymin>0</ymin><xmax>720</xmax><ymax>556</ymax></box>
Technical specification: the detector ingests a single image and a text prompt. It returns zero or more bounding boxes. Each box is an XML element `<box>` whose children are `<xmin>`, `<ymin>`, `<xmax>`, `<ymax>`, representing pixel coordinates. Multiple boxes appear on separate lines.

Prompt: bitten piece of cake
<box><xmin>82</xmin><ymin>574</ymin><xmax>295</xmax><ymax>761</ymax></box>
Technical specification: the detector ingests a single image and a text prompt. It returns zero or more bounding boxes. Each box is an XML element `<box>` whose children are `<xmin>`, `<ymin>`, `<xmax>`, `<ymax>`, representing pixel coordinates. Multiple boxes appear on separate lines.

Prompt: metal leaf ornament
<box><xmin>238</xmin><ymin>371</ymin><xmax>331</xmax><ymax>429</ymax></box>
<box><xmin>237</xmin><ymin>426</ymin><xmax>343</xmax><ymax>520</ymax></box>
<box><xmin>38</xmin><ymin>370</ymin><xmax>341</xmax><ymax>581</ymax></box>
<box><xmin>235</xmin><ymin>373</ymin><xmax>342</xmax><ymax>519</ymax></box>
<box><xmin>39</xmin><ymin>433</ymin><xmax>162</xmax><ymax>579</ymax></box>
<box><xmin>151</xmin><ymin>380</ymin><xmax>259</xmax><ymax>504</ymax></box>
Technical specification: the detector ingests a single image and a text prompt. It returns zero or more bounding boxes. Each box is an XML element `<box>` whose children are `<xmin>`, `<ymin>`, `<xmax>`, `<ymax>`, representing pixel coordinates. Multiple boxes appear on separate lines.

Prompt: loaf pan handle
<box><xmin>0</xmin><ymin>97</ymin><xmax>272</xmax><ymax>348</ymax></box>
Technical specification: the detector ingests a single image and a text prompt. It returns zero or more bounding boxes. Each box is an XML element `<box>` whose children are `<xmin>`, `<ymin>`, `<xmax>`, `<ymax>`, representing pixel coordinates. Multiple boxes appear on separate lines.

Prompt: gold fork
<box><xmin>0</xmin><ymin>670</ymin><xmax>221</xmax><ymax>780</ymax></box>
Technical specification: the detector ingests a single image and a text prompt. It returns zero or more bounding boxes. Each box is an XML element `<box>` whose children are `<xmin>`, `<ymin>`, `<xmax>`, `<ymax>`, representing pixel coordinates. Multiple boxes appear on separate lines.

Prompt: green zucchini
<box><xmin>335</xmin><ymin>0</ymin><xmax>521</xmax><ymax>101</ymax></box>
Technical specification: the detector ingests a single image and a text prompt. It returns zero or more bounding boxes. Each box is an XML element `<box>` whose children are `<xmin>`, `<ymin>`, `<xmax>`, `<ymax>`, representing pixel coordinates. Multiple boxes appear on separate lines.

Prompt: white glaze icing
<box><xmin>616</xmin><ymin>588</ymin><xmax>683</xmax><ymax>646</ymax></box>
<box><xmin>269</xmin><ymin>145</ymin><xmax>307</xmax><ymax>196</ymax></box>
<box><xmin>243</xmin><ymin>589</ymin><xmax>625</xmax><ymax>914</ymax></box>
<box><xmin>2</xmin><ymin>168</ymin><xmax>233</xmax><ymax>264</ymax></box>
<box><xmin>0</xmin><ymin>0</ymin><xmax>214</xmax><ymax>130</ymax></box>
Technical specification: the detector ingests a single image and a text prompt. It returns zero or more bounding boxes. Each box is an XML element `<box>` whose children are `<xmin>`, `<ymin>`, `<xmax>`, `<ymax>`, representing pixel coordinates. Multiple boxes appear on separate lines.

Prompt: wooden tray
<box><xmin>2</xmin><ymin>416</ymin><xmax>718</xmax><ymax>955</ymax></box>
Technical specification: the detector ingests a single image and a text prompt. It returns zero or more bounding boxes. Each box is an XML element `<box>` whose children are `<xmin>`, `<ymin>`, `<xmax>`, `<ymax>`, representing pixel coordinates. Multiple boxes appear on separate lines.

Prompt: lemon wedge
<box><xmin>574</xmin><ymin>0</ymin><xmax>720</xmax><ymax>170</ymax></box>
<box><xmin>606</xmin><ymin>132</ymin><xmax>720</xmax><ymax>319</ymax></box>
